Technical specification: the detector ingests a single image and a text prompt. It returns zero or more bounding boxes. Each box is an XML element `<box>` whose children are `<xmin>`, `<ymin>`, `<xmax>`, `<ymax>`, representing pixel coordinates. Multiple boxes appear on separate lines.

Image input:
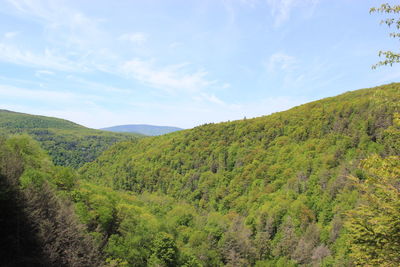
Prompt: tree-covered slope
<box><xmin>101</xmin><ymin>124</ymin><xmax>183</xmax><ymax>136</ymax></box>
<box><xmin>0</xmin><ymin>109</ymin><xmax>85</xmax><ymax>130</ymax></box>
<box><xmin>0</xmin><ymin>110</ymin><xmax>142</xmax><ymax>168</ymax></box>
<box><xmin>79</xmin><ymin>83</ymin><xmax>400</xmax><ymax>265</ymax></box>
<box><xmin>0</xmin><ymin>135</ymin><xmax>101</xmax><ymax>266</ymax></box>
<box><xmin>81</xmin><ymin>83</ymin><xmax>399</xmax><ymax>198</ymax></box>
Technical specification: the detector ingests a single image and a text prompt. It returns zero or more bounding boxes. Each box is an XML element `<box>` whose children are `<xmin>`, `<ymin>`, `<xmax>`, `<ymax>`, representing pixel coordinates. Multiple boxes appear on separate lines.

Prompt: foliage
<box><xmin>0</xmin><ymin>109</ymin><xmax>142</xmax><ymax>168</ymax></box>
<box><xmin>1</xmin><ymin>83</ymin><xmax>399</xmax><ymax>266</ymax></box>
<box><xmin>345</xmin><ymin>113</ymin><xmax>400</xmax><ymax>266</ymax></box>
<box><xmin>0</xmin><ymin>135</ymin><xmax>101</xmax><ymax>266</ymax></box>
<box><xmin>370</xmin><ymin>3</ymin><xmax>400</xmax><ymax>68</ymax></box>
<box><xmin>79</xmin><ymin>83</ymin><xmax>399</xmax><ymax>265</ymax></box>
<box><xmin>150</xmin><ymin>232</ymin><xmax>179</xmax><ymax>266</ymax></box>
<box><xmin>71</xmin><ymin>182</ymin><xmax>229</xmax><ymax>266</ymax></box>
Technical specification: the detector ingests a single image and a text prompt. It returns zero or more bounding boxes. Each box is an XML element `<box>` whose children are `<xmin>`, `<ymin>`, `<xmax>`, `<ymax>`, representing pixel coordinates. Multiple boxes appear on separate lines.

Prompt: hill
<box><xmin>78</xmin><ymin>83</ymin><xmax>400</xmax><ymax>266</ymax></box>
<box><xmin>101</xmin><ymin>124</ymin><xmax>183</xmax><ymax>136</ymax></box>
<box><xmin>1</xmin><ymin>84</ymin><xmax>398</xmax><ymax>266</ymax></box>
<box><xmin>0</xmin><ymin>110</ymin><xmax>142</xmax><ymax>168</ymax></box>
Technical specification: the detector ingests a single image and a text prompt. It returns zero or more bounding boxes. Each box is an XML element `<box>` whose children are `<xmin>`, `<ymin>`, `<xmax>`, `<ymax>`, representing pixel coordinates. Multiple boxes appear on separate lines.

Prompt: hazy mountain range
<box><xmin>101</xmin><ymin>124</ymin><xmax>183</xmax><ymax>136</ymax></box>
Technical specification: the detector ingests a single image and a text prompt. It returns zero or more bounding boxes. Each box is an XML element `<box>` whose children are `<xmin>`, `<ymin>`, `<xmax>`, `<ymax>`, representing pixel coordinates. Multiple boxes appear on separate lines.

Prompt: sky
<box><xmin>1</xmin><ymin>0</ymin><xmax>400</xmax><ymax>129</ymax></box>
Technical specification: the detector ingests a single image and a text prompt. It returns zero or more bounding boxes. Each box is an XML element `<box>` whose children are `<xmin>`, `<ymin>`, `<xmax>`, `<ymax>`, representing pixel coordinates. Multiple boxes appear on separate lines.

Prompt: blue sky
<box><xmin>0</xmin><ymin>0</ymin><xmax>399</xmax><ymax>129</ymax></box>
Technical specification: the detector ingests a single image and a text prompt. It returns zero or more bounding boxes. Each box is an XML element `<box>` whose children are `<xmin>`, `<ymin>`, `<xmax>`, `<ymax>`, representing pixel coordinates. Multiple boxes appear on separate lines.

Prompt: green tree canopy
<box><xmin>371</xmin><ymin>3</ymin><xmax>400</xmax><ymax>68</ymax></box>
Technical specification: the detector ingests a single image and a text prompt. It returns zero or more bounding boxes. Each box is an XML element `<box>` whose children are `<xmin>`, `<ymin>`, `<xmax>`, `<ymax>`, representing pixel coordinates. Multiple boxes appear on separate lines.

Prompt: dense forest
<box><xmin>0</xmin><ymin>83</ymin><xmax>399</xmax><ymax>266</ymax></box>
<box><xmin>0</xmin><ymin>110</ymin><xmax>142</xmax><ymax>168</ymax></box>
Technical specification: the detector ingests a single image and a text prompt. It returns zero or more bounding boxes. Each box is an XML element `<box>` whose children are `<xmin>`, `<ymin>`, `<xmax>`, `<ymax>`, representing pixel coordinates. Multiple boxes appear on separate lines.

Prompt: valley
<box><xmin>0</xmin><ymin>83</ymin><xmax>398</xmax><ymax>266</ymax></box>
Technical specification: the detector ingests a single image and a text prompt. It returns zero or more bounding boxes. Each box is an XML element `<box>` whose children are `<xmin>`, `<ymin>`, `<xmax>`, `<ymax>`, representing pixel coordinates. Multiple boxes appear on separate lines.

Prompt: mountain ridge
<box><xmin>0</xmin><ymin>109</ymin><xmax>86</xmax><ymax>130</ymax></box>
<box><xmin>101</xmin><ymin>124</ymin><xmax>183</xmax><ymax>136</ymax></box>
<box><xmin>0</xmin><ymin>109</ymin><xmax>142</xmax><ymax>168</ymax></box>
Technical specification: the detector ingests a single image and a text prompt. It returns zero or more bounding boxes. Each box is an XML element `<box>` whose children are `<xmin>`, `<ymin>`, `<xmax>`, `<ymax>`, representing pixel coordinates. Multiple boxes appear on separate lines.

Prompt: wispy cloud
<box><xmin>193</xmin><ymin>92</ymin><xmax>228</xmax><ymax>106</ymax></box>
<box><xmin>122</xmin><ymin>59</ymin><xmax>216</xmax><ymax>94</ymax></box>
<box><xmin>169</xmin><ymin>42</ymin><xmax>183</xmax><ymax>49</ymax></box>
<box><xmin>4</xmin><ymin>31</ymin><xmax>19</xmax><ymax>39</ymax></box>
<box><xmin>35</xmin><ymin>70</ymin><xmax>54</xmax><ymax>76</ymax></box>
<box><xmin>222</xmin><ymin>0</ymin><xmax>260</xmax><ymax>25</ymax></box>
<box><xmin>239</xmin><ymin>0</ymin><xmax>259</xmax><ymax>8</ymax></box>
<box><xmin>221</xmin><ymin>83</ymin><xmax>231</xmax><ymax>89</ymax></box>
<box><xmin>0</xmin><ymin>43</ymin><xmax>88</xmax><ymax>72</ymax></box>
<box><xmin>65</xmin><ymin>75</ymin><xmax>132</xmax><ymax>94</ymax></box>
<box><xmin>6</xmin><ymin>0</ymin><xmax>105</xmax><ymax>50</ymax></box>
<box><xmin>121</xmin><ymin>59</ymin><xmax>235</xmax><ymax>107</ymax></box>
<box><xmin>119</xmin><ymin>32</ymin><xmax>148</xmax><ymax>45</ymax></box>
<box><xmin>7</xmin><ymin>0</ymin><xmax>88</xmax><ymax>31</ymax></box>
<box><xmin>267</xmin><ymin>52</ymin><xmax>297</xmax><ymax>73</ymax></box>
<box><xmin>0</xmin><ymin>83</ymin><xmax>89</xmax><ymax>102</ymax></box>
<box><xmin>266</xmin><ymin>0</ymin><xmax>319</xmax><ymax>27</ymax></box>
<box><xmin>2</xmin><ymin>0</ymin><xmax>111</xmax><ymax>72</ymax></box>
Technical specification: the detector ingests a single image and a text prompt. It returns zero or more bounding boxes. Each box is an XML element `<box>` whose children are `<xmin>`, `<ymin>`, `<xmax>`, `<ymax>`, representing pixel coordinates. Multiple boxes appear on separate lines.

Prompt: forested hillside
<box><xmin>0</xmin><ymin>135</ymin><xmax>101</xmax><ymax>266</ymax></box>
<box><xmin>78</xmin><ymin>83</ymin><xmax>400</xmax><ymax>266</ymax></box>
<box><xmin>0</xmin><ymin>110</ymin><xmax>142</xmax><ymax>168</ymax></box>
<box><xmin>1</xmin><ymin>84</ymin><xmax>398</xmax><ymax>267</ymax></box>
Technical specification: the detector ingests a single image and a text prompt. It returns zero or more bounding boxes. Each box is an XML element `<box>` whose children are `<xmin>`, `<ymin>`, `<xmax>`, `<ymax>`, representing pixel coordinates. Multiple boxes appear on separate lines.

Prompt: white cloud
<box><xmin>169</xmin><ymin>42</ymin><xmax>183</xmax><ymax>49</ymax></box>
<box><xmin>0</xmin><ymin>43</ymin><xmax>88</xmax><ymax>72</ymax></box>
<box><xmin>6</xmin><ymin>0</ymin><xmax>105</xmax><ymax>50</ymax></box>
<box><xmin>65</xmin><ymin>75</ymin><xmax>132</xmax><ymax>94</ymax></box>
<box><xmin>239</xmin><ymin>0</ymin><xmax>259</xmax><ymax>8</ymax></box>
<box><xmin>267</xmin><ymin>52</ymin><xmax>297</xmax><ymax>73</ymax></box>
<box><xmin>205</xmin><ymin>94</ymin><xmax>225</xmax><ymax>105</ymax></box>
<box><xmin>194</xmin><ymin>93</ymin><xmax>226</xmax><ymax>106</ymax></box>
<box><xmin>266</xmin><ymin>0</ymin><xmax>319</xmax><ymax>27</ymax></box>
<box><xmin>4</xmin><ymin>31</ymin><xmax>19</xmax><ymax>39</ymax></box>
<box><xmin>119</xmin><ymin>32</ymin><xmax>148</xmax><ymax>45</ymax></box>
<box><xmin>221</xmin><ymin>83</ymin><xmax>231</xmax><ymax>89</ymax></box>
<box><xmin>0</xmin><ymin>84</ymin><xmax>83</xmax><ymax>102</ymax></box>
<box><xmin>121</xmin><ymin>59</ymin><xmax>234</xmax><ymax>107</ymax></box>
<box><xmin>3</xmin><ymin>1</ymin><xmax>132</xmax><ymax>76</ymax></box>
<box><xmin>2</xmin><ymin>0</ymin><xmax>239</xmax><ymax>128</ymax></box>
<box><xmin>122</xmin><ymin>59</ymin><xmax>216</xmax><ymax>94</ymax></box>
<box><xmin>2</xmin><ymin>0</ymin><xmax>110</xmax><ymax>72</ymax></box>
<box><xmin>35</xmin><ymin>70</ymin><xmax>54</xmax><ymax>76</ymax></box>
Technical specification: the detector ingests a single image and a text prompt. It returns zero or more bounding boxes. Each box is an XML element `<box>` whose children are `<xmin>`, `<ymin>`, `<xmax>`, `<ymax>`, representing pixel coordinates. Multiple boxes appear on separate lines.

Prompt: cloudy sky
<box><xmin>1</xmin><ymin>0</ymin><xmax>399</xmax><ymax>129</ymax></box>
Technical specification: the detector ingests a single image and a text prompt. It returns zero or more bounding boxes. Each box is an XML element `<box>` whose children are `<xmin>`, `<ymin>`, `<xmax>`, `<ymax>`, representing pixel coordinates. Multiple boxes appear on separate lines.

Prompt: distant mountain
<box><xmin>0</xmin><ymin>110</ymin><xmax>142</xmax><ymax>168</ymax></box>
<box><xmin>101</xmin><ymin>124</ymin><xmax>183</xmax><ymax>136</ymax></box>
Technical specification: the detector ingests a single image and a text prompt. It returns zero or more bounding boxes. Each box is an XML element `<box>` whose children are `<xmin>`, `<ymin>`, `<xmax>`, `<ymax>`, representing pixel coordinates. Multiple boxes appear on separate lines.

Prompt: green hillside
<box><xmin>0</xmin><ymin>110</ymin><xmax>142</xmax><ymax>168</ymax></box>
<box><xmin>1</xmin><ymin>84</ymin><xmax>398</xmax><ymax>266</ymax></box>
<box><xmin>0</xmin><ymin>135</ymin><xmax>103</xmax><ymax>266</ymax></box>
<box><xmin>77</xmin><ymin>83</ymin><xmax>399</xmax><ymax>266</ymax></box>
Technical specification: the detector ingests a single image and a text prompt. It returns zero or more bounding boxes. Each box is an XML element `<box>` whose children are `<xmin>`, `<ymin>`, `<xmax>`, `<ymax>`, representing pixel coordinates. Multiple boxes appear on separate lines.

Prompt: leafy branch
<box><xmin>370</xmin><ymin>3</ymin><xmax>400</xmax><ymax>68</ymax></box>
